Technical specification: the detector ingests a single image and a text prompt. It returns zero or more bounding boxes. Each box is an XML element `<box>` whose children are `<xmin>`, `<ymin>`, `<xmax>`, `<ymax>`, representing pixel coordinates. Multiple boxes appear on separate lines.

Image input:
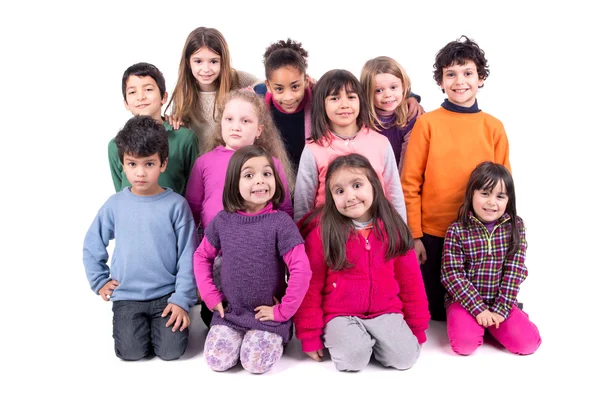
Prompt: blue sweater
<box><xmin>83</xmin><ymin>188</ymin><xmax>198</xmax><ymax>311</ymax></box>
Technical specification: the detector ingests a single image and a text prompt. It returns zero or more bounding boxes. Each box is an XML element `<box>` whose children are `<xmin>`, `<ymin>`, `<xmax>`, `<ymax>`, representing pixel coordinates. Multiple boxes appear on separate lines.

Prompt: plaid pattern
<box><xmin>441</xmin><ymin>212</ymin><xmax>527</xmax><ymax>319</ymax></box>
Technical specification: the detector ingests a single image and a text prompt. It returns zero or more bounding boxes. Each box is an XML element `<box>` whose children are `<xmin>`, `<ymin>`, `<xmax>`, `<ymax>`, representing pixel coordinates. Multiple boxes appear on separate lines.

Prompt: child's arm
<box><xmin>273</xmin><ymin>157</ymin><xmax>294</xmax><ymax>219</ymax></box>
<box><xmin>168</xmin><ymin>211</ymin><xmax>199</xmax><ymax>312</ymax></box>
<box><xmin>490</xmin><ymin>219</ymin><xmax>528</xmax><ymax>319</ymax></box>
<box><xmin>293</xmin><ymin>148</ymin><xmax>318</xmax><ymax>222</ymax></box>
<box><xmin>382</xmin><ymin>141</ymin><xmax>407</xmax><ymax>221</ymax></box>
<box><xmin>83</xmin><ymin>205</ymin><xmax>114</xmax><ymax>295</ymax></box>
<box><xmin>181</xmin><ymin>131</ymin><xmax>200</xmax><ymax>197</ymax></box>
<box><xmin>440</xmin><ymin>225</ymin><xmax>489</xmax><ymax>318</ymax></box>
<box><xmin>293</xmin><ymin>231</ymin><xmax>328</xmax><ymax>353</ymax></box>
<box><xmin>400</xmin><ymin>118</ymin><xmax>428</xmax><ymax>238</ymax></box>
<box><xmin>494</xmin><ymin>122</ymin><xmax>511</xmax><ymax>172</ymax></box>
<box><xmin>184</xmin><ymin>158</ymin><xmax>205</xmax><ymax>228</ymax></box>
<box><xmin>193</xmin><ymin>236</ymin><xmax>225</xmax><ymax>311</ymax></box>
<box><xmin>398</xmin><ymin>130</ymin><xmax>411</xmax><ymax>176</ymax></box>
<box><xmin>107</xmin><ymin>140</ymin><xmax>124</xmax><ymax>192</ymax></box>
<box><xmin>406</xmin><ymin>95</ymin><xmax>425</xmax><ymax>119</ymax></box>
<box><xmin>394</xmin><ymin>249</ymin><xmax>430</xmax><ymax>344</ymax></box>
<box><xmin>268</xmin><ymin>244</ymin><xmax>311</xmax><ymax>321</ymax></box>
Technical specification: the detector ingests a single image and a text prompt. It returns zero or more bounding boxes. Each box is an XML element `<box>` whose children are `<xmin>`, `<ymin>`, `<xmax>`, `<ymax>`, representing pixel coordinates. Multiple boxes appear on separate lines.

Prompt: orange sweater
<box><xmin>401</xmin><ymin>107</ymin><xmax>511</xmax><ymax>238</ymax></box>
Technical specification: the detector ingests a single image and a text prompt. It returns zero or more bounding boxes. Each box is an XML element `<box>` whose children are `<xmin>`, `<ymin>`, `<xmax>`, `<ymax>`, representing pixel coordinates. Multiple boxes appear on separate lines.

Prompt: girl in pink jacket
<box><xmin>294</xmin><ymin>153</ymin><xmax>430</xmax><ymax>372</ymax></box>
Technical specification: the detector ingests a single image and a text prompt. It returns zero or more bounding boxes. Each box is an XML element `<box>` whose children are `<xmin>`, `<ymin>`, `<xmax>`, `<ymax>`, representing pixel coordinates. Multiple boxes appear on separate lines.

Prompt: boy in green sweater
<box><xmin>109</xmin><ymin>62</ymin><xmax>198</xmax><ymax>195</ymax></box>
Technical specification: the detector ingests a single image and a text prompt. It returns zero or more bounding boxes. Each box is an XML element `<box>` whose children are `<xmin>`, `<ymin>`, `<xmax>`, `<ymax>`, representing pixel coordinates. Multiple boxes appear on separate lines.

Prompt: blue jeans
<box><xmin>112</xmin><ymin>293</ymin><xmax>188</xmax><ymax>361</ymax></box>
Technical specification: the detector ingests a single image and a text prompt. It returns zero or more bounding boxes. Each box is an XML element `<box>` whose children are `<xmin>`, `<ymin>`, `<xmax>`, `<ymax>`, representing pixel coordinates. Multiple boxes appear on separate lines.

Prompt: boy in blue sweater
<box><xmin>84</xmin><ymin>115</ymin><xmax>198</xmax><ymax>361</ymax></box>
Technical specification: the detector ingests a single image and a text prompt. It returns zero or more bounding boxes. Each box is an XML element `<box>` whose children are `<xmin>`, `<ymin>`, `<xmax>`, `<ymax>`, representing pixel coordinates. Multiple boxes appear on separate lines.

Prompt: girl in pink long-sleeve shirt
<box><xmin>185</xmin><ymin>90</ymin><xmax>295</xmax><ymax>327</ymax></box>
<box><xmin>294</xmin><ymin>153</ymin><xmax>429</xmax><ymax>372</ymax></box>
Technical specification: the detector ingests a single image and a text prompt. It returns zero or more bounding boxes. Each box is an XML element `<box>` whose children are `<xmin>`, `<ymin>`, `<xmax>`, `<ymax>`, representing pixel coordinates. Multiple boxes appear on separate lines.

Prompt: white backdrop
<box><xmin>2</xmin><ymin>1</ymin><xmax>597</xmax><ymax>398</ymax></box>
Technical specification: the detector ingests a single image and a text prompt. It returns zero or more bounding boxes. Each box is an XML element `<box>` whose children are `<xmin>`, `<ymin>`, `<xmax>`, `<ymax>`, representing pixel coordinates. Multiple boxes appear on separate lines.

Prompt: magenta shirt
<box><xmin>185</xmin><ymin>146</ymin><xmax>293</xmax><ymax>229</ymax></box>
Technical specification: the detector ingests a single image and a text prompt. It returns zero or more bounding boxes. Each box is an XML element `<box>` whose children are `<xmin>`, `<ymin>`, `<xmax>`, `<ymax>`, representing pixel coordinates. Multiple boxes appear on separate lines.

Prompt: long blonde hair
<box><xmin>360</xmin><ymin>56</ymin><xmax>412</xmax><ymax>130</ymax></box>
<box><xmin>206</xmin><ymin>89</ymin><xmax>296</xmax><ymax>192</ymax></box>
<box><xmin>166</xmin><ymin>27</ymin><xmax>242</xmax><ymax>127</ymax></box>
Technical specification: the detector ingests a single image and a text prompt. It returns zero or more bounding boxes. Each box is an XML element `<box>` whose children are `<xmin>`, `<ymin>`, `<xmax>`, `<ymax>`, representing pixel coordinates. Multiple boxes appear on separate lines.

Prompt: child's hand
<box><xmin>213</xmin><ymin>302</ymin><xmax>226</xmax><ymax>318</ymax></box>
<box><xmin>489</xmin><ymin>312</ymin><xmax>505</xmax><ymax>328</ymax></box>
<box><xmin>306</xmin><ymin>74</ymin><xmax>317</xmax><ymax>88</ymax></box>
<box><xmin>475</xmin><ymin>309</ymin><xmax>498</xmax><ymax>328</ymax></box>
<box><xmin>162</xmin><ymin>303</ymin><xmax>190</xmax><ymax>332</ymax></box>
<box><xmin>165</xmin><ymin>114</ymin><xmax>184</xmax><ymax>130</ymax></box>
<box><xmin>305</xmin><ymin>349</ymin><xmax>324</xmax><ymax>361</ymax></box>
<box><xmin>254</xmin><ymin>297</ymin><xmax>280</xmax><ymax>321</ymax></box>
<box><xmin>407</xmin><ymin>97</ymin><xmax>426</xmax><ymax>119</ymax></box>
<box><xmin>414</xmin><ymin>239</ymin><xmax>427</xmax><ymax>264</ymax></box>
<box><xmin>98</xmin><ymin>279</ymin><xmax>119</xmax><ymax>301</ymax></box>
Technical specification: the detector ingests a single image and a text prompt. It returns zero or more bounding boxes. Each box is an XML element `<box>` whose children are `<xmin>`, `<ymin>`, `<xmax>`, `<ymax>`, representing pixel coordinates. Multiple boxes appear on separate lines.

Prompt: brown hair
<box><xmin>166</xmin><ymin>27</ymin><xmax>241</xmax><ymax>126</ymax></box>
<box><xmin>309</xmin><ymin>69</ymin><xmax>371</xmax><ymax>145</ymax></box>
<box><xmin>360</xmin><ymin>56</ymin><xmax>412</xmax><ymax>130</ymax></box>
<box><xmin>458</xmin><ymin>161</ymin><xmax>520</xmax><ymax>257</ymax></box>
<box><xmin>222</xmin><ymin>145</ymin><xmax>286</xmax><ymax>213</ymax></box>
<box><xmin>433</xmin><ymin>35</ymin><xmax>490</xmax><ymax>90</ymax></box>
<box><xmin>305</xmin><ymin>153</ymin><xmax>413</xmax><ymax>270</ymax></box>
<box><xmin>205</xmin><ymin>89</ymin><xmax>295</xmax><ymax>192</ymax></box>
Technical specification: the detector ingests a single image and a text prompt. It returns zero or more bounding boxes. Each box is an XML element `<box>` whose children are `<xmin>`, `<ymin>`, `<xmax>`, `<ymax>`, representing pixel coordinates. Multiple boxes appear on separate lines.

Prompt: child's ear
<box><xmin>162</xmin><ymin>91</ymin><xmax>169</xmax><ymax>105</ymax></box>
<box><xmin>256</xmin><ymin>124</ymin><xmax>264</xmax><ymax>139</ymax></box>
<box><xmin>160</xmin><ymin>158</ymin><xmax>168</xmax><ymax>172</ymax></box>
<box><xmin>265</xmin><ymin>80</ymin><xmax>272</xmax><ymax>93</ymax></box>
<box><xmin>123</xmin><ymin>100</ymin><xmax>131</xmax><ymax>112</ymax></box>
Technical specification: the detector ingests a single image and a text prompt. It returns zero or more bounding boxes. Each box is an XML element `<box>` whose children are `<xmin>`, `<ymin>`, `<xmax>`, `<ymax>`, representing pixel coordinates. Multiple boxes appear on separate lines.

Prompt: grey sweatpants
<box><xmin>323</xmin><ymin>313</ymin><xmax>420</xmax><ymax>372</ymax></box>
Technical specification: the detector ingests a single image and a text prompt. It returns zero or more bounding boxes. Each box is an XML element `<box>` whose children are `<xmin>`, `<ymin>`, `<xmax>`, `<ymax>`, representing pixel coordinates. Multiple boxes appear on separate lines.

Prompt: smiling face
<box><xmin>472</xmin><ymin>180</ymin><xmax>509</xmax><ymax>223</ymax></box>
<box><xmin>189</xmin><ymin>46</ymin><xmax>222</xmax><ymax>91</ymax></box>
<box><xmin>325</xmin><ymin>87</ymin><xmax>360</xmax><ymax>137</ymax></box>
<box><xmin>238</xmin><ymin>156</ymin><xmax>276</xmax><ymax>213</ymax></box>
<box><xmin>123</xmin><ymin>75</ymin><xmax>167</xmax><ymax>121</ymax></box>
<box><xmin>373</xmin><ymin>73</ymin><xmax>403</xmax><ymax>116</ymax></box>
<box><xmin>266</xmin><ymin>66</ymin><xmax>308</xmax><ymax>113</ymax></box>
<box><xmin>440</xmin><ymin>60</ymin><xmax>483</xmax><ymax>107</ymax></box>
<box><xmin>329</xmin><ymin>167</ymin><xmax>374</xmax><ymax>222</ymax></box>
<box><xmin>220</xmin><ymin>98</ymin><xmax>264</xmax><ymax>151</ymax></box>
<box><xmin>122</xmin><ymin>152</ymin><xmax>167</xmax><ymax>196</ymax></box>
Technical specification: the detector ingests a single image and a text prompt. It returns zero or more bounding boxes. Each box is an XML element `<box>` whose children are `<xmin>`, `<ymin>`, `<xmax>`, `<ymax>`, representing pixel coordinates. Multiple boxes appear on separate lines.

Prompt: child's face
<box><xmin>189</xmin><ymin>46</ymin><xmax>221</xmax><ymax>91</ymax></box>
<box><xmin>440</xmin><ymin>60</ymin><xmax>483</xmax><ymax>108</ymax></box>
<box><xmin>325</xmin><ymin>87</ymin><xmax>360</xmax><ymax>136</ymax></box>
<box><xmin>122</xmin><ymin>152</ymin><xmax>167</xmax><ymax>196</ymax></box>
<box><xmin>238</xmin><ymin>156</ymin><xmax>276</xmax><ymax>213</ymax></box>
<box><xmin>221</xmin><ymin>98</ymin><xmax>264</xmax><ymax>151</ymax></box>
<box><xmin>123</xmin><ymin>75</ymin><xmax>167</xmax><ymax>121</ymax></box>
<box><xmin>374</xmin><ymin>73</ymin><xmax>403</xmax><ymax>116</ymax></box>
<box><xmin>329</xmin><ymin>168</ymin><xmax>373</xmax><ymax>222</ymax></box>
<box><xmin>266</xmin><ymin>66</ymin><xmax>308</xmax><ymax>113</ymax></box>
<box><xmin>472</xmin><ymin>181</ymin><xmax>508</xmax><ymax>223</ymax></box>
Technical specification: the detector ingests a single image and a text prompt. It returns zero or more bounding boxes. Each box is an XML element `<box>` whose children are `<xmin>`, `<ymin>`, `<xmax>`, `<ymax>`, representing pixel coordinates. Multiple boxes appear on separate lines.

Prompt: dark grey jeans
<box><xmin>112</xmin><ymin>293</ymin><xmax>188</xmax><ymax>361</ymax></box>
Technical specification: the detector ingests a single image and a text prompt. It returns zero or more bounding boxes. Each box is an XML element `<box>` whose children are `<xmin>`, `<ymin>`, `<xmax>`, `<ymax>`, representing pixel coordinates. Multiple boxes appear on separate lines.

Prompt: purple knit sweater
<box><xmin>204</xmin><ymin>210</ymin><xmax>304</xmax><ymax>342</ymax></box>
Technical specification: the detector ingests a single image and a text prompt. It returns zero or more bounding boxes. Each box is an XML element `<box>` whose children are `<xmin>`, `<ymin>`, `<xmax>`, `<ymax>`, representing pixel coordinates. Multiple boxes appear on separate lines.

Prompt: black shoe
<box><xmin>517</xmin><ymin>302</ymin><xmax>524</xmax><ymax>310</ymax></box>
<box><xmin>199</xmin><ymin>301</ymin><xmax>214</xmax><ymax>328</ymax></box>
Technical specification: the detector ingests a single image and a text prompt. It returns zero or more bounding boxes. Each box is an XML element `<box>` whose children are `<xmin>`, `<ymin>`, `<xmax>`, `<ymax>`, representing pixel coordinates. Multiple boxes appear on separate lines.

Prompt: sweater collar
<box><xmin>441</xmin><ymin>98</ymin><xmax>480</xmax><ymax>114</ymax></box>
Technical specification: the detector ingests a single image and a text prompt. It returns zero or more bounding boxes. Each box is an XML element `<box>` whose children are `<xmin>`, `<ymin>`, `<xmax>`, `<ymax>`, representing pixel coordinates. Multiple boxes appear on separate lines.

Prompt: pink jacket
<box><xmin>293</xmin><ymin>216</ymin><xmax>430</xmax><ymax>352</ymax></box>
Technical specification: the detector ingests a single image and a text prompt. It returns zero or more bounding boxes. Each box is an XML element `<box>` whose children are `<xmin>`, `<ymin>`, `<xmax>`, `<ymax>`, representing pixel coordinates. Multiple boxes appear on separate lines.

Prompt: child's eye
<box><xmin>225</xmin><ymin>117</ymin><xmax>232</xmax><ymax>121</ymax></box>
<box><xmin>127</xmin><ymin>162</ymin><xmax>135</xmax><ymax>167</ymax></box>
<box><xmin>264</xmin><ymin>172</ymin><xmax>272</xmax><ymax>177</ymax></box>
<box><xmin>275</xmin><ymin>88</ymin><xmax>283</xmax><ymax>92</ymax></box>
<box><xmin>348</xmin><ymin>95</ymin><xmax>357</xmax><ymax>99</ymax></box>
<box><xmin>465</xmin><ymin>71</ymin><xmax>473</xmax><ymax>76</ymax></box>
<box><xmin>292</xmin><ymin>85</ymin><xmax>299</xmax><ymax>90</ymax></box>
<box><xmin>391</xmin><ymin>86</ymin><xmax>397</xmax><ymax>90</ymax></box>
<box><xmin>211</xmin><ymin>60</ymin><xmax>219</xmax><ymax>64</ymax></box>
<box><xmin>329</xmin><ymin>96</ymin><xmax>339</xmax><ymax>101</ymax></box>
<box><xmin>498</xmin><ymin>195</ymin><xmax>506</xmax><ymax>200</ymax></box>
<box><xmin>375</xmin><ymin>89</ymin><xmax>382</xmax><ymax>93</ymax></box>
<box><xmin>128</xmin><ymin>91</ymin><xmax>135</xmax><ymax>95</ymax></box>
<box><xmin>146</xmin><ymin>162</ymin><xmax>154</xmax><ymax>167</ymax></box>
<box><xmin>335</xmin><ymin>189</ymin><xmax>344</xmax><ymax>195</ymax></box>
<box><xmin>244</xmin><ymin>173</ymin><xmax>254</xmax><ymax>178</ymax></box>
<box><xmin>243</xmin><ymin>119</ymin><xmax>250</xmax><ymax>123</ymax></box>
<box><xmin>353</xmin><ymin>183</ymin><xmax>361</xmax><ymax>189</ymax></box>
<box><xmin>480</xmin><ymin>191</ymin><xmax>489</xmax><ymax>196</ymax></box>
<box><xmin>446</xmin><ymin>72</ymin><xmax>455</xmax><ymax>77</ymax></box>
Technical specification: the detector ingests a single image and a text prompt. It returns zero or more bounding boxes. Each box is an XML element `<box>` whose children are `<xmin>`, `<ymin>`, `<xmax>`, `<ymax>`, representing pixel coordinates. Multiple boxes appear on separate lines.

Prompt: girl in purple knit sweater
<box><xmin>194</xmin><ymin>145</ymin><xmax>311</xmax><ymax>374</ymax></box>
<box><xmin>360</xmin><ymin>56</ymin><xmax>424</xmax><ymax>173</ymax></box>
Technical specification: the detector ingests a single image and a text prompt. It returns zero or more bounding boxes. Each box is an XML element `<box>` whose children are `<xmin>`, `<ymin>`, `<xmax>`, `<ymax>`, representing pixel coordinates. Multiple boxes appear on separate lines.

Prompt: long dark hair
<box><xmin>307</xmin><ymin>153</ymin><xmax>413</xmax><ymax>270</ymax></box>
<box><xmin>222</xmin><ymin>145</ymin><xmax>285</xmax><ymax>213</ymax></box>
<box><xmin>458</xmin><ymin>161</ymin><xmax>519</xmax><ymax>256</ymax></box>
<box><xmin>309</xmin><ymin>69</ymin><xmax>370</xmax><ymax>145</ymax></box>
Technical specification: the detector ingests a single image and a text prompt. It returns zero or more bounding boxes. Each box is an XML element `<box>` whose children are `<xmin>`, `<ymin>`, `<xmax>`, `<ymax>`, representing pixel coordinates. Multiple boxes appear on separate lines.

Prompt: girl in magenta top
<box><xmin>294</xmin><ymin>153</ymin><xmax>429</xmax><ymax>372</ymax></box>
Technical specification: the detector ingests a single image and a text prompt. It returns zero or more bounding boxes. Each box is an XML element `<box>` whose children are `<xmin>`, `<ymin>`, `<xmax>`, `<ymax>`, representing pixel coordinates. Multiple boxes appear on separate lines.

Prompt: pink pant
<box><xmin>446</xmin><ymin>302</ymin><xmax>541</xmax><ymax>355</ymax></box>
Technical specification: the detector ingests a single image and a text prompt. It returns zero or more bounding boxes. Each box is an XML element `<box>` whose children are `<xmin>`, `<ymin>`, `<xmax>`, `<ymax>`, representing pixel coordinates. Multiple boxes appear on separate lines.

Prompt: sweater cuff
<box><xmin>467</xmin><ymin>300</ymin><xmax>489</xmax><ymax>318</ymax></box>
<box><xmin>273</xmin><ymin>304</ymin><xmax>285</xmax><ymax>322</ymax></box>
<box><xmin>301</xmin><ymin>337</ymin><xmax>324</xmax><ymax>353</ymax></box>
<box><xmin>414</xmin><ymin>330</ymin><xmax>427</xmax><ymax>344</ymax></box>
<box><xmin>204</xmin><ymin>292</ymin><xmax>225</xmax><ymax>312</ymax></box>
<box><xmin>490</xmin><ymin>302</ymin><xmax>511</xmax><ymax>320</ymax></box>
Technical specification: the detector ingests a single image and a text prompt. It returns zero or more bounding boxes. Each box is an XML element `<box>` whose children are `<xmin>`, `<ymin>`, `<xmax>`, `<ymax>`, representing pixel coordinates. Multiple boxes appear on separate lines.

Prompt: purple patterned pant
<box><xmin>204</xmin><ymin>325</ymin><xmax>283</xmax><ymax>374</ymax></box>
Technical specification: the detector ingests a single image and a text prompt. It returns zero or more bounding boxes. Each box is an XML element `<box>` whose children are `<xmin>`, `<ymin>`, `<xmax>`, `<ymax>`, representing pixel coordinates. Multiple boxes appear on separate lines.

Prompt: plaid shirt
<box><xmin>441</xmin><ymin>212</ymin><xmax>527</xmax><ymax>319</ymax></box>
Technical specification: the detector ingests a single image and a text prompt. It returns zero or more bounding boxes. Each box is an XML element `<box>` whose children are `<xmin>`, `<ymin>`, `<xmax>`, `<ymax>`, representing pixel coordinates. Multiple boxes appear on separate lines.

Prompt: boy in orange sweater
<box><xmin>401</xmin><ymin>36</ymin><xmax>510</xmax><ymax>321</ymax></box>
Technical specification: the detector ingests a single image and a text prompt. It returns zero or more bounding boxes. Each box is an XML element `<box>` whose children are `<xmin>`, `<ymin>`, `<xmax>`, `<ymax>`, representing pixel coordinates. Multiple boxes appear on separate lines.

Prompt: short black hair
<box><xmin>115</xmin><ymin>115</ymin><xmax>168</xmax><ymax>165</ymax></box>
<box><xmin>433</xmin><ymin>35</ymin><xmax>490</xmax><ymax>88</ymax></box>
<box><xmin>121</xmin><ymin>62</ymin><xmax>167</xmax><ymax>100</ymax></box>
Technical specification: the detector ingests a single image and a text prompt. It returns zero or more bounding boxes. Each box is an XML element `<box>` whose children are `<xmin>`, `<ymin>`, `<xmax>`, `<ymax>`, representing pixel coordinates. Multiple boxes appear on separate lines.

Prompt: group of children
<box><xmin>83</xmin><ymin>27</ymin><xmax>542</xmax><ymax>374</ymax></box>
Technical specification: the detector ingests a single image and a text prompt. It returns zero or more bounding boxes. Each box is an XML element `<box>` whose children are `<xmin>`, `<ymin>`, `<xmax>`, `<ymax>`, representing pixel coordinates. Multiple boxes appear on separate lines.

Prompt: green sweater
<box><xmin>108</xmin><ymin>121</ymin><xmax>198</xmax><ymax>196</ymax></box>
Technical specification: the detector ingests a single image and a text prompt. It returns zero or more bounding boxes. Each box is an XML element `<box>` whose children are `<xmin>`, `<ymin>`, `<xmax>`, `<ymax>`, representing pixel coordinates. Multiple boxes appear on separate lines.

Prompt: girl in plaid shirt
<box><xmin>441</xmin><ymin>162</ymin><xmax>541</xmax><ymax>355</ymax></box>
